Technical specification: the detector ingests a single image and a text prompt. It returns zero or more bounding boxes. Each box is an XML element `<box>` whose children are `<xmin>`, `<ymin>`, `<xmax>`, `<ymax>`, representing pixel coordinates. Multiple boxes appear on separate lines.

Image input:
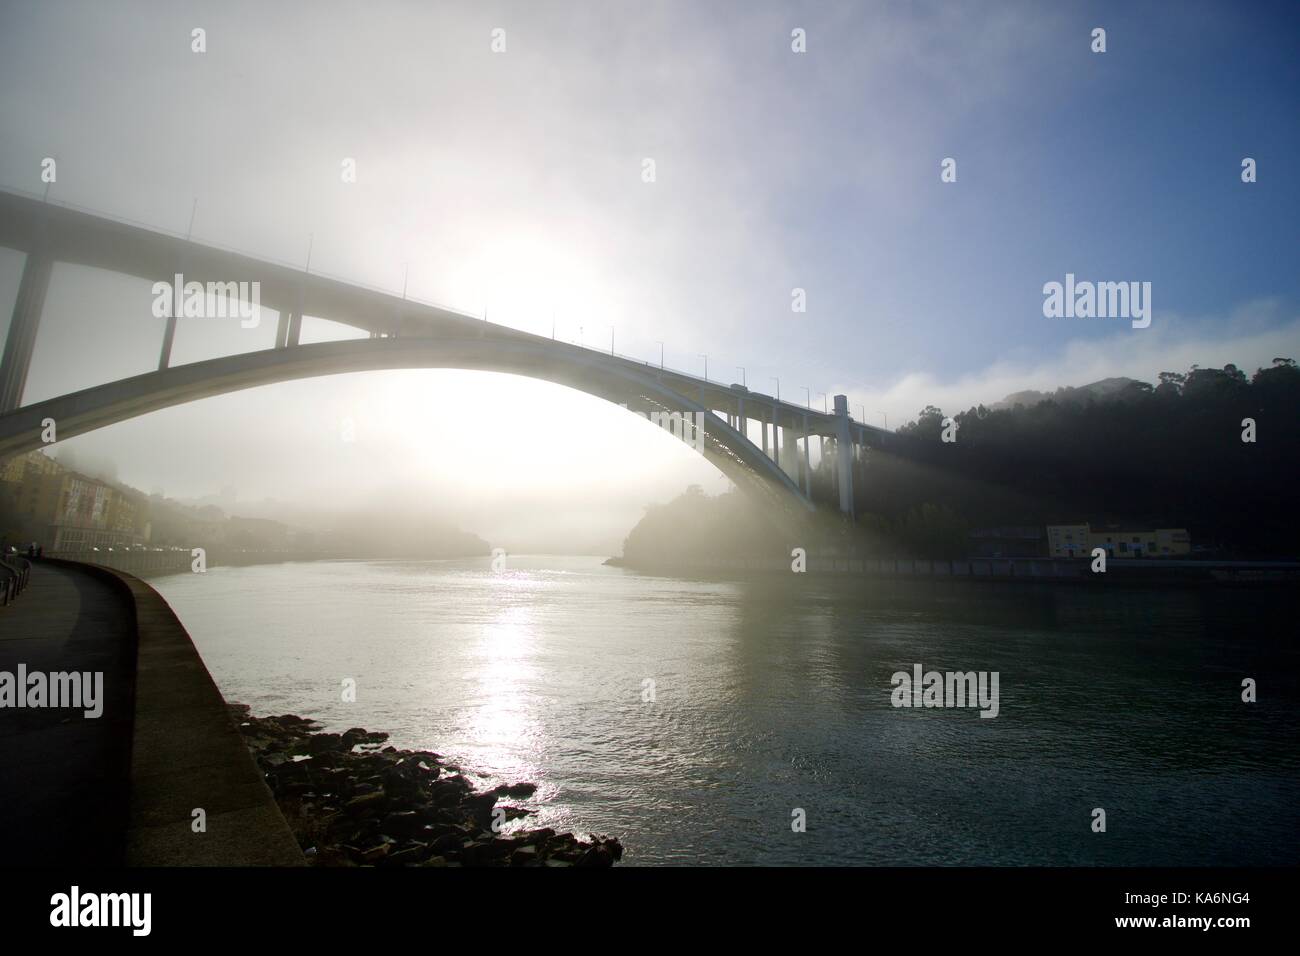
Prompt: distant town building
<box><xmin>1047</xmin><ymin>522</ymin><xmax>1190</xmax><ymax>558</ymax></box>
<box><xmin>1045</xmin><ymin>524</ymin><xmax>1091</xmax><ymax>558</ymax></box>
<box><xmin>0</xmin><ymin>450</ymin><xmax>151</xmax><ymax>550</ymax></box>
<box><xmin>969</xmin><ymin>526</ymin><xmax>1046</xmax><ymax>558</ymax></box>
<box><xmin>1</xmin><ymin>451</ymin><xmax>64</xmax><ymax>538</ymax></box>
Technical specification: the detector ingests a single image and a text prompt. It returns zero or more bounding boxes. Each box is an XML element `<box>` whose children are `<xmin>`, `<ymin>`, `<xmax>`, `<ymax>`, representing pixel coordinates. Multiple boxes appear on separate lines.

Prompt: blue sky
<box><xmin>761</xmin><ymin>0</ymin><xmax>1300</xmax><ymax>382</ymax></box>
<box><xmin>0</xmin><ymin>0</ymin><xmax>1296</xmax><ymax>546</ymax></box>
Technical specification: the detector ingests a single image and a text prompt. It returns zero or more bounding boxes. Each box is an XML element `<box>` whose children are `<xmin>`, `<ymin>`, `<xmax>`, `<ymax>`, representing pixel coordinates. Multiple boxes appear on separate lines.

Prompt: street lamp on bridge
<box><xmin>771</xmin><ymin>377</ymin><xmax>780</xmax><ymax>401</ymax></box>
<box><xmin>801</xmin><ymin>386</ymin><xmax>810</xmax><ymax>409</ymax></box>
<box><xmin>699</xmin><ymin>354</ymin><xmax>708</xmax><ymax>381</ymax></box>
<box><xmin>736</xmin><ymin>366</ymin><xmax>746</xmax><ymax>388</ymax></box>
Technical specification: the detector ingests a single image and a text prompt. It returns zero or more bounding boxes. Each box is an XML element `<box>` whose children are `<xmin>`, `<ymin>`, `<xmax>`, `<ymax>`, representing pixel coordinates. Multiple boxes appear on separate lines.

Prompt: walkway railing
<box><xmin>0</xmin><ymin>554</ymin><xmax>32</xmax><ymax>605</ymax></box>
<box><xmin>46</xmin><ymin>549</ymin><xmax>194</xmax><ymax>576</ymax></box>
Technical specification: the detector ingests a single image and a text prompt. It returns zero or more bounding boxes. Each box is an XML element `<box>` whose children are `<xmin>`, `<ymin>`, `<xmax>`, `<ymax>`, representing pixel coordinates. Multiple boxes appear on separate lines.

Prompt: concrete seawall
<box><xmin>44</xmin><ymin>559</ymin><xmax>304</xmax><ymax>866</ymax></box>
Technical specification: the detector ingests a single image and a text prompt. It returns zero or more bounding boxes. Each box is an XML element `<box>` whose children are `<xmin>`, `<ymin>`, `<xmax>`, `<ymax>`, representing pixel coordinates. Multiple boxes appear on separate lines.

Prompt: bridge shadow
<box><xmin>0</xmin><ymin>561</ymin><xmax>137</xmax><ymax>866</ymax></box>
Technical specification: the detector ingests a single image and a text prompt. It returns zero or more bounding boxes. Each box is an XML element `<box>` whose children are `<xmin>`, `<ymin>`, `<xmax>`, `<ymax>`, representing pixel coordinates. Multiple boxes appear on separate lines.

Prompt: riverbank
<box><xmin>46</xmin><ymin>549</ymin><xmax>493</xmax><ymax>579</ymax></box>
<box><xmin>229</xmin><ymin>705</ymin><xmax>623</xmax><ymax>867</ymax></box>
<box><xmin>608</xmin><ymin>554</ymin><xmax>1300</xmax><ymax>587</ymax></box>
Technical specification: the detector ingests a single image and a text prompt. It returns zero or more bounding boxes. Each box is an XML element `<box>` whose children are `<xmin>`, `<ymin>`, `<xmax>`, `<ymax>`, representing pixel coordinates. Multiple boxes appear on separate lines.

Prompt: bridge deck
<box><xmin>0</xmin><ymin>561</ymin><xmax>136</xmax><ymax>866</ymax></box>
<box><xmin>0</xmin><ymin>186</ymin><xmax>892</xmax><ymax>519</ymax></box>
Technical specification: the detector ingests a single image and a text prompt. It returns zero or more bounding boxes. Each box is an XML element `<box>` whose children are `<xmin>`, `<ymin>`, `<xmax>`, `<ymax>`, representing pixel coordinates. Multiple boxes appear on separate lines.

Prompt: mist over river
<box><xmin>151</xmin><ymin>556</ymin><xmax>1300</xmax><ymax>865</ymax></box>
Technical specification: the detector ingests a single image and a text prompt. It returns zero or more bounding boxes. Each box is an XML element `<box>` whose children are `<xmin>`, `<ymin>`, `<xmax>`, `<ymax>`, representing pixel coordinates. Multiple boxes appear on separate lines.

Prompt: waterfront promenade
<box><xmin>0</xmin><ymin>560</ymin><xmax>302</xmax><ymax>866</ymax></box>
<box><xmin>0</xmin><ymin>561</ymin><xmax>135</xmax><ymax>865</ymax></box>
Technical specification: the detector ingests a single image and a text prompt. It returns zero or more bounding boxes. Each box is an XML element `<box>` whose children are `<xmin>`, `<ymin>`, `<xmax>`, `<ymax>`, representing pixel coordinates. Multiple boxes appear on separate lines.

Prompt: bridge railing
<box><xmin>0</xmin><ymin>554</ymin><xmax>32</xmax><ymax>606</ymax></box>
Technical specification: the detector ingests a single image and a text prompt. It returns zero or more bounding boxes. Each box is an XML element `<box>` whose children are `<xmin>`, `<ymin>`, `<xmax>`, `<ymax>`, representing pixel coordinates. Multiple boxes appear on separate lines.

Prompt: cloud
<box><xmin>834</xmin><ymin>299</ymin><xmax>1300</xmax><ymax>426</ymax></box>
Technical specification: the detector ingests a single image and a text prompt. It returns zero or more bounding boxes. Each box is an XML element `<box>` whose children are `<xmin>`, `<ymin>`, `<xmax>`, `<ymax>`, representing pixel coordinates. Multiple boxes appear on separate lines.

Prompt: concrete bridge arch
<box><xmin>0</xmin><ymin>188</ymin><xmax>886</xmax><ymax>518</ymax></box>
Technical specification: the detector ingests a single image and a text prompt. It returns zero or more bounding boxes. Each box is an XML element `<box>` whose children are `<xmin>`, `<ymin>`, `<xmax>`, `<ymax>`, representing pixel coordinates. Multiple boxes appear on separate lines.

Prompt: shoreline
<box><xmin>605</xmin><ymin>554</ymin><xmax>1300</xmax><ymax>587</ymax></box>
<box><xmin>229</xmin><ymin>704</ymin><xmax>623</xmax><ymax>867</ymax></box>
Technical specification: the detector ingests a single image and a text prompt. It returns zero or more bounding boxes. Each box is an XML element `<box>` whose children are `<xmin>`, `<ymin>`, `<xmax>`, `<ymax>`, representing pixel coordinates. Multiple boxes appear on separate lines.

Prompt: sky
<box><xmin>0</xmin><ymin>0</ymin><xmax>1297</xmax><ymax>551</ymax></box>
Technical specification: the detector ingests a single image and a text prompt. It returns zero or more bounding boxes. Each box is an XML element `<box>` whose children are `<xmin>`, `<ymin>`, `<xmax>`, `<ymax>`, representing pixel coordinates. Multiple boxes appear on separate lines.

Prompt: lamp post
<box><xmin>771</xmin><ymin>377</ymin><xmax>780</xmax><ymax>401</ymax></box>
<box><xmin>699</xmin><ymin>354</ymin><xmax>708</xmax><ymax>381</ymax></box>
<box><xmin>801</xmin><ymin>386</ymin><xmax>810</xmax><ymax>409</ymax></box>
<box><xmin>656</xmin><ymin>341</ymin><xmax>664</xmax><ymax>369</ymax></box>
<box><xmin>736</xmin><ymin>366</ymin><xmax>746</xmax><ymax>388</ymax></box>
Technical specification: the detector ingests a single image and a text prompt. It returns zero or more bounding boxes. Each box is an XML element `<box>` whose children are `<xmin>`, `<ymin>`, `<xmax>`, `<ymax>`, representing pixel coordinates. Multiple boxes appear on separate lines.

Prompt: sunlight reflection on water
<box><xmin>153</xmin><ymin>556</ymin><xmax>1300</xmax><ymax>865</ymax></box>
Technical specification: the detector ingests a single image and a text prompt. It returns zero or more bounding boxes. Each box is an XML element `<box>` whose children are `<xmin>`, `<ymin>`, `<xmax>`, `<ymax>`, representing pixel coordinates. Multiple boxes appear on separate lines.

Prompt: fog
<box><xmin>1</xmin><ymin>1</ymin><xmax>1296</xmax><ymax>552</ymax></box>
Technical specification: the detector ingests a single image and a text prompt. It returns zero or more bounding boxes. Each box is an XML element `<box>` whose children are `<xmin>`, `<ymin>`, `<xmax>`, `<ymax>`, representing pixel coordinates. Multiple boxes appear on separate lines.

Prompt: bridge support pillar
<box><xmin>770</xmin><ymin>407</ymin><xmax>779</xmax><ymax>464</ymax></box>
<box><xmin>274</xmin><ymin>309</ymin><xmax>290</xmax><ymax>348</ymax></box>
<box><xmin>158</xmin><ymin>316</ymin><xmax>177</xmax><ymax>369</ymax></box>
<box><xmin>802</xmin><ymin>413</ymin><xmax>811</xmax><ymax>497</ymax></box>
<box><xmin>833</xmin><ymin>394</ymin><xmax>854</xmax><ymax>518</ymax></box>
<box><xmin>286</xmin><ymin>311</ymin><xmax>302</xmax><ymax>347</ymax></box>
<box><xmin>158</xmin><ymin>259</ymin><xmax>188</xmax><ymax>369</ymax></box>
<box><xmin>0</xmin><ymin>253</ymin><xmax>53</xmax><ymax>412</ymax></box>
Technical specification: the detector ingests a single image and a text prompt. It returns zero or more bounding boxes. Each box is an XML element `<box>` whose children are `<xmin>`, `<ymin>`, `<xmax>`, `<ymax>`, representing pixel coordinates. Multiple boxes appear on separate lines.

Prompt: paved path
<box><xmin>0</xmin><ymin>561</ymin><xmax>135</xmax><ymax>866</ymax></box>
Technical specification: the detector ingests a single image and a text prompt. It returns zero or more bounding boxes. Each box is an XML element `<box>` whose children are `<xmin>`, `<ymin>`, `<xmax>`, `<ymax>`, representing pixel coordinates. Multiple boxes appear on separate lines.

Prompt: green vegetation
<box><xmin>875</xmin><ymin>359</ymin><xmax>1299</xmax><ymax>558</ymax></box>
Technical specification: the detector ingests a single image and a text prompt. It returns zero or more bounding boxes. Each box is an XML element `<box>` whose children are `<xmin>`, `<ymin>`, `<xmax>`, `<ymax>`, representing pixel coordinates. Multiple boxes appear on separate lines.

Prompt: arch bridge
<box><xmin>0</xmin><ymin>188</ymin><xmax>888</xmax><ymax>519</ymax></box>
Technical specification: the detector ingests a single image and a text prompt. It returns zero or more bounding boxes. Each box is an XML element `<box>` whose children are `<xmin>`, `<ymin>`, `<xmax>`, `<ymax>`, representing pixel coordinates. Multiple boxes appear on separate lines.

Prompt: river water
<box><xmin>150</xmin><ymin>555</ymin><xmax>1300</xmax><ymax>865</ymax></box>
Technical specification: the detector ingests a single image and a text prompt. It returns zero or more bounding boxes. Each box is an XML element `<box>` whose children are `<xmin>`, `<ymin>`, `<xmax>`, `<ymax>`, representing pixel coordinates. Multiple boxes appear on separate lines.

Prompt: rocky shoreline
<box><xmin>229</xmin><ymin>704</ymin><xmax>623</xmax><ymax>867</ymax></box>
